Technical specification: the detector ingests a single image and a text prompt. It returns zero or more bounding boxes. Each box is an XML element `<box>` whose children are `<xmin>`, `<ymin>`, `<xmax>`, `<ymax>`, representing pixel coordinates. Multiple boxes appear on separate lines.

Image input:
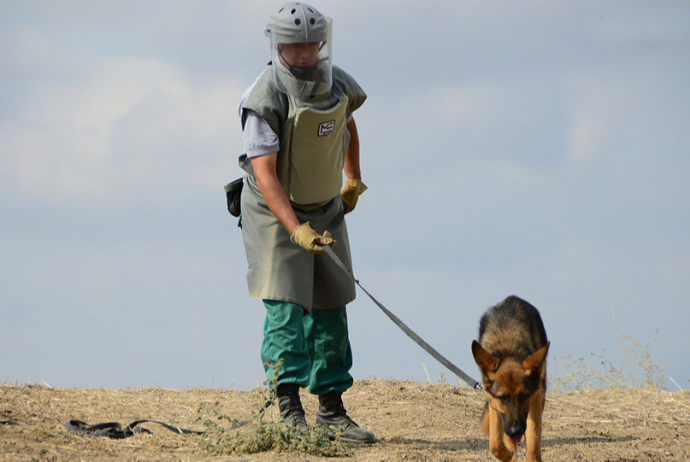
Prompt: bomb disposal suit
<box><xmin>237</xmin><ymin>6</ymin><xmax>372</xmax><ymax>444</ymax></box>
<box><xmin>239</xmin><ymin>4</ymin><xmax>366</xmax><ymax>313</ymax></box>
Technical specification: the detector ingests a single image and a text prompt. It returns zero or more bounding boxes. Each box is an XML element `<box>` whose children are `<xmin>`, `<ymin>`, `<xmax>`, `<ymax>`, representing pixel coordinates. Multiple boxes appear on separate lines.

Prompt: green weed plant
<box><xmin>196</xmin><ymin>360</ymin><xmax>352</xmax><ymax>457</ymax></box>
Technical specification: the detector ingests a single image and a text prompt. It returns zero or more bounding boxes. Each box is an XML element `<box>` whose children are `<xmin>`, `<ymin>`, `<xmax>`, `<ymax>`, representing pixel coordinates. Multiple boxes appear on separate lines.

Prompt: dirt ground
<box><xmin>1</xmin><ymin>379</ymin><xmax>688</xmax><ymax>461</ymax></box>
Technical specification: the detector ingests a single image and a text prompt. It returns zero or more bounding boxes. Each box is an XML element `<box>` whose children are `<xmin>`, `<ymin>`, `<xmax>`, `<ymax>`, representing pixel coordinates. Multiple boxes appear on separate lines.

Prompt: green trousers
<box><xmin>261</xmin><ymin>300</ymin><xmax>354</xmax><ymax>396</ymax></box>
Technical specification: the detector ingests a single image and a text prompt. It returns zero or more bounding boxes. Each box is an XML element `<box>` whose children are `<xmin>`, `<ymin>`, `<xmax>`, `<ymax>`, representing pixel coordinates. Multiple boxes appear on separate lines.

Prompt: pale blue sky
<box><xmin>1</xmin><ymin>0</ymin><xmax>689</xmax><ymax>391</ymax></box>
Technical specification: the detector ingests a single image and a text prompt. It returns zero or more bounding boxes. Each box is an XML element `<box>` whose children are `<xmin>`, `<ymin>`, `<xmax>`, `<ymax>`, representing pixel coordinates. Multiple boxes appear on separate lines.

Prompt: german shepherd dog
<box><xmin>471</xmin><ymin>296</ymin><xmax>550</xmax><ymax>462</ymax></box>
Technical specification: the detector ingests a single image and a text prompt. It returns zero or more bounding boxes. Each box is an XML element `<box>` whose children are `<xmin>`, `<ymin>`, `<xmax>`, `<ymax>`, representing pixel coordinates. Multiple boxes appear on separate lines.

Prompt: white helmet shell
<box><xmin>266</xmin><ymin>2</ymin><xmax>333</xmax><ymax>97</ymax></box>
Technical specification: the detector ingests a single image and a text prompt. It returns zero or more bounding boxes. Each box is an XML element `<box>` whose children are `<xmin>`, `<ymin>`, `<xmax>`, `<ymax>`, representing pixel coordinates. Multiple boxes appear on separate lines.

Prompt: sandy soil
<box><xmin>1</xmin><ymin>380</ymin><xmax>688</xmax><ymax>461</ymax></box>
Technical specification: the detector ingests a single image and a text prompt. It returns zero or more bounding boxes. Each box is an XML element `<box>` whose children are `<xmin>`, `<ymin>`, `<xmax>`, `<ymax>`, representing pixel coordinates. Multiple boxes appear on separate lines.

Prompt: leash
<box><xmin>65</xmin><ymin>419</ymin><xmax>204</xmax><ymax>439</ymax></box>
<box><xmin>66</xmin><ymin>395</ymin><xmax>277</xmax><ymax>438</ymax></box>
<box><xmin>322</xmin><ymin>245</ymin><xmax>482</xmax><ymax>391</ymax></box>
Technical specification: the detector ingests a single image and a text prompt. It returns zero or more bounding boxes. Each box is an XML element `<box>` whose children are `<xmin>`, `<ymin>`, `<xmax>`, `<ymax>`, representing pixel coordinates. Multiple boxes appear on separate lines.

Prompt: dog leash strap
<box><xmin>65</xmin><ymin>419</ymin><xmax>205</xmax><ymax>438</ymax></box>
<box><xmin>322</xmin><ymin>245</ymin><xmax>482</xmax><ymax>390</ymax></box>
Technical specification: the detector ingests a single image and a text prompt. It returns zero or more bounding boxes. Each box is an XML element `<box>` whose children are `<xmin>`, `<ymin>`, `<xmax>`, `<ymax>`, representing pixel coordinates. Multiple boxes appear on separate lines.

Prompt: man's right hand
<box><xmin>290</xmin><ymin>223</ymin><xmax>336</xmax><ymax>254</ymax></box>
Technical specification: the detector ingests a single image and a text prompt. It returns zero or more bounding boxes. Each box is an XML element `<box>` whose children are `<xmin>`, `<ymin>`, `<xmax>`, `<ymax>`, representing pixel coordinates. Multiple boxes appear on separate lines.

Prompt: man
<box><xmin>236</xmin><ymin>2</ymin><xmax>374</xmax><ymax>444</ymax></box>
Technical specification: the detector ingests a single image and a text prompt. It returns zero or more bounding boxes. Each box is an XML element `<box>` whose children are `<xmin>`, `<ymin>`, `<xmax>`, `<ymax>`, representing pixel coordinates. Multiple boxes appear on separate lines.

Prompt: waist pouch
<box><xmin>224</xmin><ymin>177</ymin><xmax>243</xmax><ymax>217</ymax></box>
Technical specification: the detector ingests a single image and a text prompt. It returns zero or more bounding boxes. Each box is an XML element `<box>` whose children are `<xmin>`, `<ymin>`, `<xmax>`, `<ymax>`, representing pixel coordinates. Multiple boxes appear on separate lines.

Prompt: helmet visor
<box><xmin>270</xmin><ymin>17</ymin><xmax>332</xmax><ymax>96</ymax></box>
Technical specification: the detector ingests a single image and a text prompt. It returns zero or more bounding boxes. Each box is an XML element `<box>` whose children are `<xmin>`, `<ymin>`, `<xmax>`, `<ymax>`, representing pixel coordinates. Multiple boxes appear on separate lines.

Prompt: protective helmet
<box><xmin>266</xmin><ymin>2</ymin><xmax>329</xmax><ymax>44</ymax></box>
<box><xmin>265</xmin><ymin>2</ymin><xmax>333</xmax><ymax>97</ymax></box>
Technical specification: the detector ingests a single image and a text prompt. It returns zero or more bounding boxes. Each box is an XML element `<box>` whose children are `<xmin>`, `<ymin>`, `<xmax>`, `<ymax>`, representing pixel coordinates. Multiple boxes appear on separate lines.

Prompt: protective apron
<box><xmin>240</xmin><ymin>94</ymin><xmax>356</xmax><ymax>311</ymax></box>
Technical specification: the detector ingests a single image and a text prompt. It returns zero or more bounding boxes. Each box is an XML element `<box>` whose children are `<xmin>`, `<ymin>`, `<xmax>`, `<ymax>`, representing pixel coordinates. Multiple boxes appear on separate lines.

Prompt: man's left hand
<box><xmin>341</xmin><ymin>179</ymin><xmax>367</xmax><ymax>214</ymax></box>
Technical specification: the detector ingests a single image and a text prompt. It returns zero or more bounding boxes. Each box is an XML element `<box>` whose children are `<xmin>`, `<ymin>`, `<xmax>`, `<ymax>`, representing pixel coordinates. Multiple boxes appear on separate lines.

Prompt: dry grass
<box><xmin>2</xmin><ymin>380</ymin><xmax>689</xmax><ymax>461</ymax></box>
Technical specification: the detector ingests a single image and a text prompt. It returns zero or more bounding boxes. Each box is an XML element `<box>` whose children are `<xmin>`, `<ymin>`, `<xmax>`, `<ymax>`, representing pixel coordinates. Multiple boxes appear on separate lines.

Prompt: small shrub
<box><xmin>196</xmin><ymin>360</ymin><xmax>352</xmax><ymax>457</ymax></box>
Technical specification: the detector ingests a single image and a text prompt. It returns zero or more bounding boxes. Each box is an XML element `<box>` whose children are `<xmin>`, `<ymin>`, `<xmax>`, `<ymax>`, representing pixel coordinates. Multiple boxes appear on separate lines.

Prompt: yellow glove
<box><xmin>290</xmin><ymin>223</ymin><xmax>336</xmax><ymax>254</ymax></box>
<box><xmin>341</xmin><ymin>179</ymin><xmax>368</xmax><ymax>214</ymax></box>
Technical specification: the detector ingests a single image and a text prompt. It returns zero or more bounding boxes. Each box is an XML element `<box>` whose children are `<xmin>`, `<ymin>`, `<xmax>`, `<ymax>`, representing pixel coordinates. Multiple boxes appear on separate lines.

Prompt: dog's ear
<box><xmin>472</xmin><ymin>340</ymin><xmax>500</xmax><ymax>372</ymax></box>
<box><xmin>523</xmin><ymin>341</ymin><xmax>550</xmax><ymax>372</ymax></box>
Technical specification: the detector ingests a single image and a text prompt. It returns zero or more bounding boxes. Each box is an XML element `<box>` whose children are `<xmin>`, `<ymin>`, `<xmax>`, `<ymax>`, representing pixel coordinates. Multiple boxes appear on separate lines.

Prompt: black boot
<box><xmin>277</xmin><ymin>384</ymin><xmax>308</xmax><ymax>432</ymax></box>
<box><xmin>316</xmin><ymin>391</ymin><xmax>375</xmax><ymax>444</ymax></box>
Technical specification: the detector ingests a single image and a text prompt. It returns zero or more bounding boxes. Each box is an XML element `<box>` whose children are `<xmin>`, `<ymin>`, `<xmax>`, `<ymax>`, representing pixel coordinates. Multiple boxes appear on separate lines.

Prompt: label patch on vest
<box><xmin>318</xmin><ymin>120</ymin><xmax>336</xmax><ymax>137</ymax></box>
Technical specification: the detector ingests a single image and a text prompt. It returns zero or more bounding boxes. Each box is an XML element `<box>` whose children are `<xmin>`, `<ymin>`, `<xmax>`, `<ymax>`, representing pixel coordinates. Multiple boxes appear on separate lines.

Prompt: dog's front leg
<box><xmin>488</xmin><ymin>405</ymin><xmax>515</xmax><ymax>462</ymax></box>
<box><xmin>524</xmin><ymin>391</ymin><xmax>545</xmax><ymax>462</ymax></box>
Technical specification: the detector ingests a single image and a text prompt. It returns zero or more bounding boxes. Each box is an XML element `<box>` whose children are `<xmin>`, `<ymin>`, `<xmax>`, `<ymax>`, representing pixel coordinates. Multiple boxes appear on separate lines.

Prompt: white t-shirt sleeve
<box><xmin>238</xmin><ymin>70</ymin><xmax>279</xmax><ymax>158</ymax></box>
<box><xmin>242</xmin><ymin>109</ymin><xmax>280</xmax><ymax>158</ymax></box>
